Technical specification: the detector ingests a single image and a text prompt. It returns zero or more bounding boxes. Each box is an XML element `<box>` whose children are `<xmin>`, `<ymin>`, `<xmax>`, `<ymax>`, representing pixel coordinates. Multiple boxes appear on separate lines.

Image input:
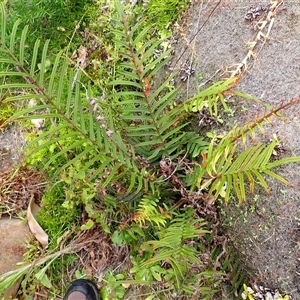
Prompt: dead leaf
<box><xmin>77</xmin><ymin>45</ymin><xmax>88</xmax><ymax>69</ymax></box>
<box><xmin>27</xmin><ymin>195</ymin><xmax>48</xmax><ymax>248</ymax></box>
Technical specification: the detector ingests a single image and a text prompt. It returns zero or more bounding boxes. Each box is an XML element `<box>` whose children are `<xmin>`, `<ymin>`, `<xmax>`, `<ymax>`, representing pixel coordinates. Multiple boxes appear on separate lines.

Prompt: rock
<box><xmin>0</xmin><ymin>218</ymin><xmax>32</xmax><ymax>298</ymax></box>
<box><xmin>0</xmin><ymin>125</ymin><xmax>25</xmax><ymax>172</ymax></box>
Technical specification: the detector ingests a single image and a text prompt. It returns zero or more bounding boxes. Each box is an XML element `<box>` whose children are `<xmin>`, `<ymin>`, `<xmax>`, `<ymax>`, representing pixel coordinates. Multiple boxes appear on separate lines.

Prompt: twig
<box><xmin>213</xmin><ymin>237</ymin><xmax>227</xmax><ymax>271</ymax></box>
<box><xmin>170</xmin><ymin>0</ymin><xmax>221</xmax><ymax>71</ymax></box>
<box><xmin>262</xmin><ymin>228</ymin><xmax>275</xmax><ymax>243</ymax></box>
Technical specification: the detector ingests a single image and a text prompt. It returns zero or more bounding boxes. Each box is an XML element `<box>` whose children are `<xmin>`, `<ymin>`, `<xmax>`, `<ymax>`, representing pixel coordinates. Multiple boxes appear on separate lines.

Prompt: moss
<box><xmin>0</xmin><ymin>103</ymin><xmax>16</xmax><ymax>127</ymax></box>
<box><xmin>37</xmin><ymin>183</ymin><xmax>81</xmax><ymax>250</ymax></box>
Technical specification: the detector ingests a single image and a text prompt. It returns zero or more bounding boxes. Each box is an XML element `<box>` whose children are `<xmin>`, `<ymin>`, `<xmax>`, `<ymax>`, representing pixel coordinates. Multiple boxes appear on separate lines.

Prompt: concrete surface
<box><xmin>172</xmin><ymin>0</ymin><xmax>300</xmax><ymax>298</ymax></box>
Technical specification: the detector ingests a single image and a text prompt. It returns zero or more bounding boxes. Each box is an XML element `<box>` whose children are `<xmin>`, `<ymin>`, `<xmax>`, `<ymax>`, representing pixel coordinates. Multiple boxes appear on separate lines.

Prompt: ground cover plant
<box><xmin>0</xmin><ymin>0</ymin><xmax>299</xmax><ymax>299</ymax></box>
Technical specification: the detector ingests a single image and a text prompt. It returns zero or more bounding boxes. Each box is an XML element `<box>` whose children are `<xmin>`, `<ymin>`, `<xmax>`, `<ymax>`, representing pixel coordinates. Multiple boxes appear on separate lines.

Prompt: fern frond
<box><xmin>109</xmin><ymin>0</ymin><xmax>191</xmax><ymax>162</ymax></box>
<box><xmin>191</xmin><ymin>97</ymin><xmax>300</xmax><ymax>203</ymax></box>
<box><xmin>226</xmin><ymin>98</ymin><xmax>300</xmax><ymax>146</ymax></box>
<box><xmin>184</xmin><ymin>77</ymin><xmax>238</xmax><ymax>115</ymax></box>
<box><xmin>133</xmin><ymin>195</ymin><xmax>170</xmax><ymax>227</ymax></box>
<box><xmin>141</xmin><ymin>209</ymin><xmax>209</xmax><ymax>288</ymax></box>
<box><xmin>197</xmin><ymin>138</ymin><xmax>300</xmax><ymax>203</ymax></box>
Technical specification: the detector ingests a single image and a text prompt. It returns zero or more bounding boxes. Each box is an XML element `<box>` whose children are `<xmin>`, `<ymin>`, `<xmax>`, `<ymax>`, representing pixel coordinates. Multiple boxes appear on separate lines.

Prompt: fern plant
<box><xmin>0</xmin><ymin>1</ymin><xmax>151</xmax><ymax>196</ymax></box>
<box><xmin>129</xmin><ymin>207</ymin><xmax>221</xmax><ymax>297</ymax></box>
<box><xmin>1</xmin><ymin>0</ymin><xmax>298</xmax><ymax>202</ymax></box>
<box><xmin>0</xmin><ymin>0</ymin><xmax>242</xmax><ymax>197</ymax></box>
<box><xmin>140</xmin><ymin>209</ymin><xmax>209</xmax><ymax>286</ymax></box>
<box><xmin>189</xmin><ymin>99</ymin><xmax>300</xmax><ymax>203</ymax></box>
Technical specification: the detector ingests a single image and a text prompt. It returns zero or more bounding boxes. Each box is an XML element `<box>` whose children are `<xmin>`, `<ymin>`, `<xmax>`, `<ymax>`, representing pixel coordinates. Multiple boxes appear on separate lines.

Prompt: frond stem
<box><xmin>230</xmin><ymin>97</ymin><xmax>300</xmax><ymax>143</ymax></box>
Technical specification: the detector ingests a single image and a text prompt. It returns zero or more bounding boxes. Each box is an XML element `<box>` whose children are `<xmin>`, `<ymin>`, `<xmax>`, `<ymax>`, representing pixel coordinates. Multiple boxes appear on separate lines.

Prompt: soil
<box><xmin>171</xmin><ymin>0</ymin><xmax>300</xmax><ymax>298</ymax></box>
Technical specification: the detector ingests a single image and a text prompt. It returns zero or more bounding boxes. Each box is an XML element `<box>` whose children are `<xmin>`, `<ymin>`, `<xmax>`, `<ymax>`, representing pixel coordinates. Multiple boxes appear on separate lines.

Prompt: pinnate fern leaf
<box><xmin>184</xmin><ymin>77</ymin><xmax>238</xmax><ymax>115</ymax></box>
<box><xmin>133</xmin><ymin>195</ymin><xmax>170</xmax><ymax>227</ymax></box>
<box><xmin>197</xmin><ymin>138</ymin><xmax>300</xmax><ymax>203</ymax></box>
<box><xmin>109</xmin><ymin>0</ymin><xmax>191</xmax><ymax>162</ymax></box>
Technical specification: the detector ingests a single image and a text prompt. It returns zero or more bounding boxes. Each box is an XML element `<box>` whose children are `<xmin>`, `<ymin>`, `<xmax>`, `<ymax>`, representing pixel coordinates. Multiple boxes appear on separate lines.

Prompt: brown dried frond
<box><xmin>71</xmin><ymin>224</ymin><xmax>130</xmax><ymax>280</ymax></box>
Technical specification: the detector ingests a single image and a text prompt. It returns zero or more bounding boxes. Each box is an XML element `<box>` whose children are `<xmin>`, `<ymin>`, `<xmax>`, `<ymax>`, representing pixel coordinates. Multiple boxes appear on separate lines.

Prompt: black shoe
<box><xmin>63</xmin><ymin>279</ymin><xmax>101</xmax><ymax>300</ymax></box>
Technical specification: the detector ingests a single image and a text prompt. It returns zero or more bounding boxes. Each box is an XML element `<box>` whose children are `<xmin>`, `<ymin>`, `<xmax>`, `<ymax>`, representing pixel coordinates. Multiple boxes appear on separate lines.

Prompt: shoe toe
<box><xmin>64</xmin><ymin>279</ymin><xmax>100</xmax><ymax>300</ymax></box>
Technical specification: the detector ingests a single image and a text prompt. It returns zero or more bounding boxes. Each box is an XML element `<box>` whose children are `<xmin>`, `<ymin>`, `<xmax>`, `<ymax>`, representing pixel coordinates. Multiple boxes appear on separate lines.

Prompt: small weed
<box><xmin>269</xmin><ymin>215</ymin><xmax>275</xmax><ymax>222</ymax></box>
<box><xmin>280</xmin><ymin>189</ymin><xmax>287</xmax><ymax>195</ymax></box>
<box><xmin>225</xmin><ymin>107</ymin><xmax>235</xmax><ymax>117</ymax></box>
<box><xmin>241</xmin><ymin>106</ymin><xmax>248</xmax><ymax>112</ymax></box>
<box><xmin>253</xmin><ymin>194</ymin><xmax>260</xmax><ymax>202</ymax></box>
<box><xmin>101</xmin><ymin>272</ymin><xmax>126</xmax><ymax>300</ymax></box>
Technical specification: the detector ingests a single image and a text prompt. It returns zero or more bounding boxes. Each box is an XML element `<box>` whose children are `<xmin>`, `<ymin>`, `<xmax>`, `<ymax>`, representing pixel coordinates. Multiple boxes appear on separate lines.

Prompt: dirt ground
<box><xmin>172</xmin><ymin>0</ymin><xmax>300</xmax><ymax>298</ymax></box>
